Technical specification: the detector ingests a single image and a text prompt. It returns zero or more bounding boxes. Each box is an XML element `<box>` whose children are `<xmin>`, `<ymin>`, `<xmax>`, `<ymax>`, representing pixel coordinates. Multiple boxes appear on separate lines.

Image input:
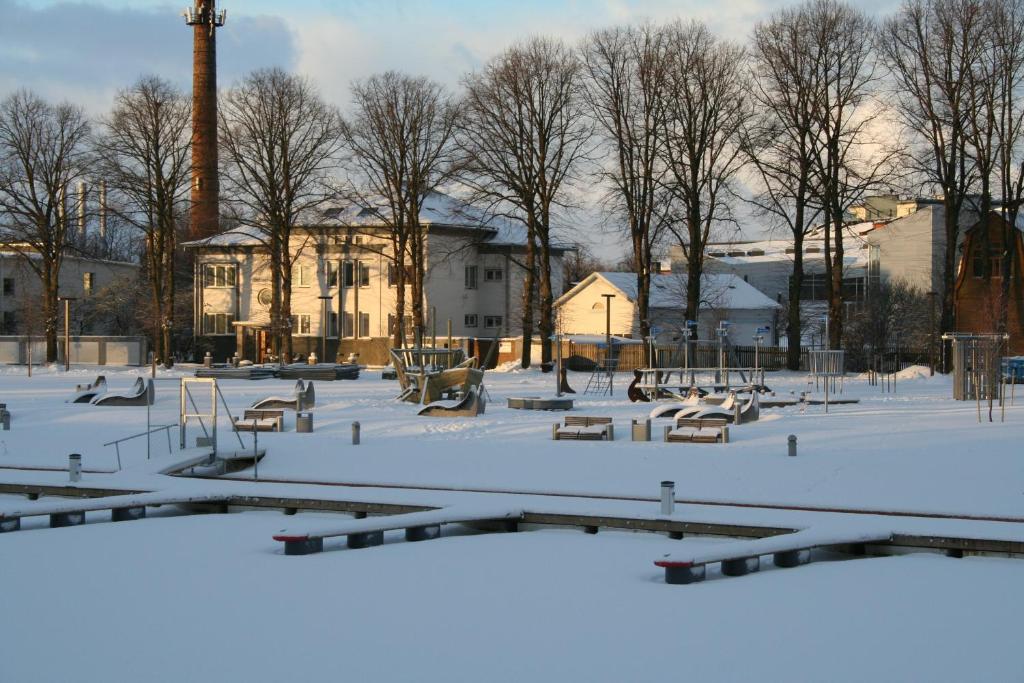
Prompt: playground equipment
<box><xmin>68</xmin><ymin>376</ymin><xmax>106</xmax><ymax>403</ymax></box>
<box><xmin>391</xmin><ymin>344</ymin><xmax>491</xmax><ymax>411</ymax></box>
<box><xmin>418</xmin><ymin>385</ymin><xmax>486</xmax><ymax>417</ymax></box>
<box><xmin>627</xmin><ymin>367</ymin><xmax>765</xmax><ymax>402</ymax></box>
<box><xmin>807</xmin><ymin>349</ymin><xmax>845</xmax><ymax>413</ymax></box>
<box><xmin>250</xmin><ymin>380</ymin><xmax>315</xmax><ymax>412</ymax></box>
<box><xmin>91</xmin><ymin>377</ymin><xmax>154</xmax><ymax>407</ymax></box>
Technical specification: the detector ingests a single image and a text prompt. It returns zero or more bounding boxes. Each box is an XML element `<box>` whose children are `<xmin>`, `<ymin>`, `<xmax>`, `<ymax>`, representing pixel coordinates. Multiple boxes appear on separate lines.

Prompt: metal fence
<box><xmin>566</xmin><ymin>341</ymin><xmax>796</xmax><ymax>372</ymax></box>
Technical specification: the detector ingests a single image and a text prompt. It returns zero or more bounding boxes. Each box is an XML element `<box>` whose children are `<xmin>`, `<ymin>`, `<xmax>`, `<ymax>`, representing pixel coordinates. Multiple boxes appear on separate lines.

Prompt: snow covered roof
<box><xmin>706</xmin><ymin>222</ymin><xmax>875</xmax><ymax>270</ymax></box>
<box><xmin>558</xmin><ymin>271</ymin><xmax>781</xmax><ymax>311</ymax></box>
<box><xmin>182</xmin><ymin>191</ymin><xmax>569</xmax><ymax>250</ymax></box>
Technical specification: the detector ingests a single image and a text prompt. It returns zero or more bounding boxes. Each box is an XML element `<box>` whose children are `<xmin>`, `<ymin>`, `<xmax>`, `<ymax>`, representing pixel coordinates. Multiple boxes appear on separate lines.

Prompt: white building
<box><xmin>0</xmin><ymin>249</ymin><xmax>139</xmax><ymax>335</ymax></box>
<box><xmin>184</xmin><ymin>193</ymin><xmax>569</xmax><ymax>365</ymax></box>
<box><xmin>555</xmin><ymin>271</ymin><xmax>781</xmax><ymax>344</ymax></box>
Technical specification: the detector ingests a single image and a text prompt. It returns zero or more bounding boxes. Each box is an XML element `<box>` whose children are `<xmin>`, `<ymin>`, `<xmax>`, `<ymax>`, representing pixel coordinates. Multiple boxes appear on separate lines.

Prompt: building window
<box><xmin>484</xmin><ymin>315</ymin><xmax>503</xmax><ymax>328</ymax></box>
<box><xmin>868</xmin><ymin>245</ymin><xmax>881</xmax><ymax>285</ymax></box>
<box><xmin>359</xmin><ymin>312</ymin><xmax>370</xmax><ymax>337</ymax></box>
<box><xmin>358</xmin><ymin>262</ymin><xmax>370</xmax><ymax>288</ymax></box>
<box><xmin>342</xmin><ymin>261</ymin><xmax>354</xmax><ymax>288</ymax></box>
<box><xmin>484</xmin><ymin>268</ymin><xmax>503</xmax><ymax>282</ymax></box>
<box><xmin>328</xmin><ymin>311</ymin><xmax>339</xmax><ymax>337</ymax></box>
<box><xmin>465</xmin><ymin>265</ymin><xmax>478</xmax><ymax>290</ymax></box>
<box><xmin>83</xmin><ymin>272</ymin><xmax>95</xmax><ymax>295</ymax></box>
<box><xmin>290</xmin><ymin>314</ymin><xmax>311</xmax><ymax>335</ymax></box>
<box><xmin>326</xmin><ymin>261</ymin><xmax>339</xmax><ymax>288</ymax></box>
<box><xmin>2</xmin><ymin>278</ymin><xmax>12</xmax><ymax>296</ymax></box>
<box><xmin>293</xmin><ymin>265</ymin><xmax>312</xmax><ymax>287</ymax></box>
<box><xmin>1</xmin><ymin>310</ymin><xmax>15</xmax><ymax>334</ymax></box>
<box><xmin>343</xmin><ymin>312</ymin><xmax>354</xmax><ymax>338</ymax></box>
<box><xmin>387</xmin><ymin>263</ymin><xmax>397</xmax><ymax>287</ymax></box>
<box><xmin>972</xmin><ymin>242</ymin><xmax>1002</xmax><ymax>278</ymax></box>
<box><xmin>793</xmin><ymin>272</ymin><xmax>828</xmax><ymax>302</ymax></box>
<box><xmin>204</xmin><ymin>264</ymin><xmax>236</xmax><ymax>288</ymax></box>
<box><xmin>203</xmin><ymin>313</ymin><xmax>234</xmax><ymax>335</ymax></box>
<box><xmin>465</xmin><ymin>314</ymin><xmax>478</xmax><ymax>328</ymax></box>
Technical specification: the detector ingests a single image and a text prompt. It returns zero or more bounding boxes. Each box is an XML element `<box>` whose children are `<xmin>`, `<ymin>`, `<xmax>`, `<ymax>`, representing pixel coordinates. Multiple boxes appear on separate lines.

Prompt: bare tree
<box><xmin>660</xmin><ymin>21</ymin><xmax>752</xmax><ymax>332</ymax></box>
<box><xmin>582</xmin><ymin>23</ymin><xmax>671</xmax><ymax>359</ymax></box>
<box><xmin>746</xmin><ymin>6</ymin><xmax>825</xmax><ymax>369</ymax></box>
<box><xmin>341</xmin><ymin>72</ymin><xmax>459</xmax><ymax>349</ymax></box>
<box><xmin>0</xmin><ymin>90</ymin><xmax>91</xmax><ymax>362</ymax></box>
<box><xmin>878</xmin><ymin>0</ymin><xmax>986</xmax><ymax>361</ymax></box>
<box><xmin>220</xmin><ymin>68</ymin><xmax>343</xmax><ymax>361</ymax></box>
<box><xmin>460</xmin><ymin>37</ymin><xmax>590</xmax><ymax>367</ymax></box>
<box><xmin>804</xmin><ymin>0</ymin><xmax>891</xmax><ymax>349</ymax></box>
<box><xmin>94</xmin><ymin>76</ymin><xmax>190</xmax><ymax>367</ymax></box>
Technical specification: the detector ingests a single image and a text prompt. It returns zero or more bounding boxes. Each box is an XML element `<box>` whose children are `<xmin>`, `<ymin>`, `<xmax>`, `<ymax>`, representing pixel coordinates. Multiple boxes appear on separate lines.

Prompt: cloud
<box><xmin>0</xmin><ymin>0</ymin><xmax>296</xmax><ymax>112</ymax></box>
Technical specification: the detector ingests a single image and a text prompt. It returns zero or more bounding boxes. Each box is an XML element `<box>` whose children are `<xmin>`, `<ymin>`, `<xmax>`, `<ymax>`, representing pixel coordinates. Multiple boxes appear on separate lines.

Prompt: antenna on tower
<box><xmin>183</xmin><ymin>2</ymin><xmax>225</xmax><ymax>36</ymax></box>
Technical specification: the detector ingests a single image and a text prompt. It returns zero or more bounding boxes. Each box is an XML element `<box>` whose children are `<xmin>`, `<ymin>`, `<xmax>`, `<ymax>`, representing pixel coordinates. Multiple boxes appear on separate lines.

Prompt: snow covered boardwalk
<box><xmin>655</xmin><ymin>525</ymin><xmax>895</xmax><ymax>584</ymax></box>
<box><xmin>0</xmin><ymin>490</ymin><xmax>232</xmax><ymax>531</ymax></box>
<box><xmin>273</xmin><ymin>505</ymin><xmax>524</xmax><ymax>554</ymax></box>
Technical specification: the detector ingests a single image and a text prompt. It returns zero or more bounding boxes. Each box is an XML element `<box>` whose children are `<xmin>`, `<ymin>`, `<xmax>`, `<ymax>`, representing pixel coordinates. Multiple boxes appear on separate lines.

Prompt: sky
<box><xmin>0</xmin><ymin>0</ymin><xmax>903</xmax><ymax>257</ymax></box>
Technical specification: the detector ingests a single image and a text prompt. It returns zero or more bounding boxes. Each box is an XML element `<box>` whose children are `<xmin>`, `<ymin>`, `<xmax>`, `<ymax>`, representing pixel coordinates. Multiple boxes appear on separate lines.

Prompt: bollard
<box><xmin>68</xmin><ymin>453</ymin><xmax>82</xmax><ymax>483</ymax></box>
<box><xmin>660</xmin><ymin>480</ymin><xmax>675</xmax><ymax>516</ymax></box>
<box><xmin>352</xmin><ymin>421</ymin><xmax>360</xmax><ymax>445</ymax></box>
<box><xmin>788</xmin><ymin>434</ymin><xmax>797</xmax><ymax>457</ymax></box>
<box><xmin>308</xmin><ymin>352</ymin><xmax>317</xmax><ymax>366</ymax></box>
<box><xmin>203</xmin><ymin>351</ymin><xmax>212</xmax><ymax>368</ymax></box>
<box><xmin>734</xmin><ymin>402</ymin><xmax>742</xmax><ymax>425</ymax></box>
<box><xmin>1</xmin><ymin>410</ymin><xmax>9</xmax><ymax>431</ymax></box>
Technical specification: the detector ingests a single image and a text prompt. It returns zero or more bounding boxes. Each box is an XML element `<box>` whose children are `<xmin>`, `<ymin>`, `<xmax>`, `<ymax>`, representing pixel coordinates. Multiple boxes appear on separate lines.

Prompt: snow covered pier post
<box><xmin>788</xmin><ymin>435</ymin><xmax>797</xmax><ymax>457</ymax></box>
<box><xmin>111</xmin><ymin>506</ymin><xmax>146</xmax><ymax>522</ymax></box>
<box><xmin>68</xmin><ymin>453</ymin><xmax>82</xmax><ymax>483</ymax></box>
<box><xmin>351</xmin><ymin>421</ymin><xmax>360</xmax><ymax>445</ymax></box>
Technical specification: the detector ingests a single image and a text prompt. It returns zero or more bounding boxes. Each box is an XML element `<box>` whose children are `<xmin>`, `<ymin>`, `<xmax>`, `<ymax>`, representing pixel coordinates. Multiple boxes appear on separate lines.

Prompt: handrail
<box><xmin>102</xmin><ymin>423</ymin><xmax>178</xmax><ymax>448</ymax></box>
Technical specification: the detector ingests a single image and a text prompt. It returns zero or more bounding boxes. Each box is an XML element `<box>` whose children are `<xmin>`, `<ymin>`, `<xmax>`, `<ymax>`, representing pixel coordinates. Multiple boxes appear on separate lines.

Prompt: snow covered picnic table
<box><xmin>654</xmin><ymin>525</ymin><xmax>894</xmax><ymax>584</ymax></box>
<box><xmin>273</xmin><ymin>504</ymin><xmax>524</xmax><ymax>554</ymax></box>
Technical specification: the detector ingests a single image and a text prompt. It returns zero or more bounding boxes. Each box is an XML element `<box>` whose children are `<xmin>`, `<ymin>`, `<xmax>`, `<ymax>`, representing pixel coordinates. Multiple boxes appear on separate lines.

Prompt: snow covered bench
<box><xmin>654</xmin><ymin>527</ymin><xmax>894</xmax><ymax>584</ymax></box>
<box><xmin>251</xmin><ymin>380</ymin><xmax>315</xmax><ymax>411</ymax></box>
<box><xmin>0</xmin><ymin>491</ymin><xmax>231</xmax><ymax>532</ymax></box>
<box><xmin>663</xmin><ymin>417</ymin><xmax>729</xmax><ymax>444</ymax></box>
<box><xmin>552</xmin><ymin>416</ymin><xmax>614</xmax><ymax>441</ymax></box>
<box><xmin>273</xmin><ymin>505</ymin><xmax>525</xmax><ymax>555</ymax></box>
<box><xmin>233</xmin><ymin>409</ymin><xmax>285</xmax><ymax>432</ymax></box>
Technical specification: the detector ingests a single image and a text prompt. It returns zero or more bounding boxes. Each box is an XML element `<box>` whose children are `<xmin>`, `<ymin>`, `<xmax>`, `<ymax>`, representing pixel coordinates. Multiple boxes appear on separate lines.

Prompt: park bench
<box><xmin>552</xmin><ymin>416</ymin><xmax>614</xmax><ymax>441</ymax></box>
<box><xmin>273</xmin><ymin>505</ymin><xmax>524</xmax><ymax>555</ymax></box>
<box><xmin>251</xmin><ymin>380</ymin><xmax>315</xmax><ymax>412</ymax></box>
<box><xmin>654</xmin><ymin>526</ymin><xmax>894</xmax><ymax>584</ymax></box>
<box><xmin>663</xmin><ymin>417</ymin><xmax>729</xmax><ymax>444</ymax></box>
<box><xmin>233</xmin><ymin>408</ymin><xmax>285</xmax><ymax>432</ymax></box>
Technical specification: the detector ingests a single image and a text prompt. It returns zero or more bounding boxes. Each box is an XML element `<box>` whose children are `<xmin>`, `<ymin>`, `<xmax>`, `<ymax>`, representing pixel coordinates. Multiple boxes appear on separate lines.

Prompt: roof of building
<box><xmin>704</xmin><ymin>221</ymin><xmax>877</xmax><ymax>272</ymax></box>
<box><xmin>557</xmin><ymin>271</ymin><xmax>781</xmax><ymax>311</ymax></box>
<box><xmin>182</xmin><ymin>191</ymin><xmax>571</xmax><ymax>251</ymax></box>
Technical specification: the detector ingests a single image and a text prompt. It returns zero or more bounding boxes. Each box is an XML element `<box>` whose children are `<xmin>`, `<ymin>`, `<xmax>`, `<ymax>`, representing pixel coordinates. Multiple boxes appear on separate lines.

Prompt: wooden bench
<box><xmin>552</xmin><ymin>416</ymin><xmax>614</xmax><ymax>441</ymax></box>
<box><xmin>233</xmin><ymin>409</ymin><xmax>285</xmax><ymax>432</ymax></box>
<box><xmin>273</xmin><ymin>506</ymin><xmax>524</xmax><ymax>555</ymax></box>
<box><xmin>654</xmin><ymin>527</ymin><xmax>894</xmax><ymax>584</ymax></box>
<box><xmin>664</xmin><ymin>417</ymin><xmax>729</xmax><ymax>443</ymax></box>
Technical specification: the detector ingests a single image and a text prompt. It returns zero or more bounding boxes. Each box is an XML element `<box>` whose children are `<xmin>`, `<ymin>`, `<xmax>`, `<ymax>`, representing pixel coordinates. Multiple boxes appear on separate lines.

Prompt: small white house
<box><xmin>555</xmin><ymin>271</ymin><xmax>781</xmax><ymax>344</ymax></box>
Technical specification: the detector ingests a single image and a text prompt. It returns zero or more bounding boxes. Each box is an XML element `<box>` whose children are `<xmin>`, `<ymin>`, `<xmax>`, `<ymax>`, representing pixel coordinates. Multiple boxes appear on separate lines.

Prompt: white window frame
<box><xmin>291</xmin><ymin>314</ymin><xmax>312</xmax><ymax>335</ymax></box>
<box><xmin>465</xmin><ymin>265</ymin><xmax>478</xmax><ymax>290</ymax></box>
<box><xmin>484</xmin><ymin>268</ymin><xmax>503</xmax><ymax>282</ymax></box>
<box><xmin>464</xmin><ymin>314</ymin><xmax>478</xmax><ymax>328</ymax></box>
<box><xmin>204</xmin><ymin>264</ymin><xmax>236</xmax><ymax>289</ymax></box>
<box><xmin>484</xmin><ymin>315</ymin><xmax>502</xmax><ymax>328</ymax></box>
<box><xmin>204</xmin><ymin>312</ymin><xmax>235</xmax><ymax>336</ymax></box>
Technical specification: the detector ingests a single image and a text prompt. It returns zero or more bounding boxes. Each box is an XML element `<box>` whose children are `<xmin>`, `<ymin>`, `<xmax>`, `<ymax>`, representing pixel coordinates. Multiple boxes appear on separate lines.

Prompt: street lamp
<box><xmin>58</xmin><ymin>296</ymin><xmax>77</xmax><ymax>371</ymax></box>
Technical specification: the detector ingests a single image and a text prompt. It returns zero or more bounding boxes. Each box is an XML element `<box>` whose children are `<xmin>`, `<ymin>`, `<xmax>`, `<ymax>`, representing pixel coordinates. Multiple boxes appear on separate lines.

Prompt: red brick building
<box><xmin>954</xmin><ymin>212</ymin><xmax>1024</xmax><ymax>353</ymax></box>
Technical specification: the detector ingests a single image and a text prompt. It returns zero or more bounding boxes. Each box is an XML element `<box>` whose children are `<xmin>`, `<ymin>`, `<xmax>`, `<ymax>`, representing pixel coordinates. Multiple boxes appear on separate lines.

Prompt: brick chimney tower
<box><xmin>184</xmin><ymin>1</ymin><xmax>225</xmax><ymax>240</ymax></box>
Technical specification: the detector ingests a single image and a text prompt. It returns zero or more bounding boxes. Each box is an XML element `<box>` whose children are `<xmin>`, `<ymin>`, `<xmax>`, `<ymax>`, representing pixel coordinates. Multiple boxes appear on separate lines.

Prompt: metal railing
<box><xmin>103</xmin><ymin>423</ymin><xmax>177</xmax><ymax>470</ymax></box>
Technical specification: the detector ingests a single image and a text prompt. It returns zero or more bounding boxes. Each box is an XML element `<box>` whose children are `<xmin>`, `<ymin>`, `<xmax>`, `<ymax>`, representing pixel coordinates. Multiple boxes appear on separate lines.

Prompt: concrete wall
<box><xmin>0</xmin><ymin>336</ymin><xmax>147</xmax><ymax>365</ymax></box>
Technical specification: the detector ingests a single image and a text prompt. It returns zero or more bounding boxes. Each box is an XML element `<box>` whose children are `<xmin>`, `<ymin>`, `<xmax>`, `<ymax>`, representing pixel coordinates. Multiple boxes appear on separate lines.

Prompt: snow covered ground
<box><xmin>0</xmin><ymin>363</ymin><xmax>1022</xmax><ymax>681</ymax></box>
<box><xmin>1</xmin><ymin>510</ymin><xmax>1020</xmax><ymax>682</ymax></box>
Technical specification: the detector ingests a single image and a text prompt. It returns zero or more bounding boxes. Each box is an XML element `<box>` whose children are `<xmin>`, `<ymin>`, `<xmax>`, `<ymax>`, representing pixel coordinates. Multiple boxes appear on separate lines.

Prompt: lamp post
<box><xmin>318</xmin><ymin>295</ymin><xmax>333</xmax><ymax>365</ymax></box>
<box><xmin>601</xmin><ymin>293</ymin><xmax>616</xmax><ymax>350</ymax></box>
<box><xmin>716</xmin><ymin>320</ymin><xmax>731</xmax><ymax>385</ymax></box>
<box><xmin>59</xmin><ymin>296</ymin><xmax>76</xmax><ymax>371</ymax></box>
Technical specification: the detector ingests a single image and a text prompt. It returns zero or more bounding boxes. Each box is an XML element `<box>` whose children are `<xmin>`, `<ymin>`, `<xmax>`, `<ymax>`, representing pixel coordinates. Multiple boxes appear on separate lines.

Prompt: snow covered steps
<box><xmin>0</xmin><ymin>491</ymin><xmax>232</xmax><ymax>532</ymax></box>
<box><xmin>655</xmin><ymin>526</ymin><xmax>894</xmax><ymax>584</ymax></box>
<box><xmin>273</xmin><ymin>506</ymin><xmax>525</xmax><ymax>555</ymax></box>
